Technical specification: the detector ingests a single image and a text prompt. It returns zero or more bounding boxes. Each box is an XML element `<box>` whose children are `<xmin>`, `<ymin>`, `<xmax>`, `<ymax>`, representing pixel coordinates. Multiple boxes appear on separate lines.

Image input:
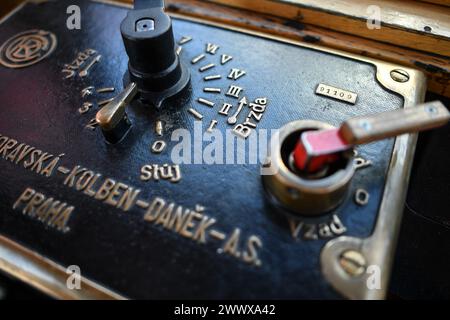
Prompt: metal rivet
<box><xmin>390</xmin><ymin>69</ymin><xmax>410</xmax><ymax>83</ymax></box>
<box><xmin>339</xmin><ymin>250</ymin><xmax>367</xmax><ymax>277</ymax></box>
<box><xmin>359</xmin><ymin>120</ymin><xmax>372</xmax><ymax>131</ymax></box>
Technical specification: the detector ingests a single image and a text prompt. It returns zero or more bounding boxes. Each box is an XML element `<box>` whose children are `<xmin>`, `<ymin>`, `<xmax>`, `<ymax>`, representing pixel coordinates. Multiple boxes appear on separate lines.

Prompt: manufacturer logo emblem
<box><xmin>0</xmin><ymin>29</ymin><xmax>57</xmax><ymax>68</ymax></box>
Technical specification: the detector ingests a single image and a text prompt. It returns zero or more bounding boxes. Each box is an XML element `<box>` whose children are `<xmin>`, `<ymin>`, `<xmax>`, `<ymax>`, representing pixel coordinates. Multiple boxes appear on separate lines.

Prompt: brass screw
<box><xmin>390</xmin><ymin>69</ymin><xmax>410</xmax><ymax>83</ymax></box>
<box><xmin>339</xmin><ymin>250</ymin><xmax>367</xmax><ymax>277</ymax></box>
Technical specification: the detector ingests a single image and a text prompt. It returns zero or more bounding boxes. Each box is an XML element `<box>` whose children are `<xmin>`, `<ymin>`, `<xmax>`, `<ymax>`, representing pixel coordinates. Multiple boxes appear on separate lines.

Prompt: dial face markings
<box><xmin>155</xmin><ymin>120</ymin><xmax>164</xmax><ymax>136</ymax></box>
<box><xmin>96</xmin><ymin>87</ymin><xmax>115</xmax><ymax>94</ymax></box>
<box><xmin>188</xmin><ymin>108</ymin><xmax>203</xmax><ymax>120</ymax></box>
<box><xmin>198</xmin><ymin>98</ymin><xmax>215</xmax><ymax>108</ymax></box>
<box><xmin>228</xmin><ymin>68</ymin><xmax>246</xmax><ymax>80</ymax></box>
<box><xmin>78</xmin><ymin>102</ymin><xmax>94</xmax><ymax>114</ymax></box>
<box><xmin>74</xmin><ymin>84</ymin><xmax>118</xmax><ymax>129</ymax></box>
<box><xmin>177</xmin><ymin>36</ymin><xmax>193</xmax><ymax>56</ymax></box>
<box><xmin>207</xmin><ymin>120</ymin><xmax>218</xmax><ymax>132</ymax></box>
<box><xmin>226</xmin><ymin>85</ymin><xmax>244</xmax><ymax>99</ymax></box>
<box><xmin>191</xmin><ymin>54</ymin><xmax>205</xmax><ymax>64</ymax></box>
<box><xmin>81</xmin><ymin>86</ymin><xmax>95</xmax><ymax>98</ymax></box>
<box><xmin>78</xmin><ymin>54</ymin><xmax>101</xmax><ymax>78</ymax></box>
<box><xmin>67</xmin><ymin>38</ymin><xmax>263</xmax><ymax>140</ymax></box>
<box><xmin>178</xmin><ymin>36</ymin><xmax>193</xmax><ymax>45</ymax></box>
<box><xmin>68</xmin><ymin>39</ymin><xmax>262</xmax><ymax>139</ymax></box>
<box><xmin>86</xmin><ymin>117</ymin><xmax>99</xmax><ymax>130</ymax></box>
<box><xmin>185</xmin><ymin>40</ymin><xmax>257</xmax><ymax>136</ymax></box>
<box><xmin>228</xmin><ymin>97</ymin><xmax>247</xmax><ymax>125</ymax></box>
<box><xmin>169</xmin><ymin>36</ymin><xmax>268</xmax><ymax>139</ymax></box>
<box><xmin>98</xmin><ymin>97</ymin><xmax>114</xmax><ymax>107</ymax></box>
<box><xmin>151</xmin><ymin>140</ymin><xmax>166</xmax><ymax>154</ymax></box>
<box><xmin>199</xmin><ymin>63</ymin><xmax>216</xmax><ymax>72</ymax></box>
<box><xmin>221</xmin><ymin>54</ymin><xmax>233</xmax><ymax>65</ymax></box>
<box><xmin>203</xmin><ymin>87</ymin><xmax>221</xmax><ymax>94</ymax></box>
<box><xmin>206</xmin><ymin>43</ymin><xmax>220</xmax><ymax>55</ymax></box>
<box><xmin>204</xmin><ymin>74</ymin><xmax>222</xmax><ymax>81</ymax></box>
<box><xmin>219</xmin><ymin>103</ymin><xmax>233</xmax><ymax>116</ymax></box>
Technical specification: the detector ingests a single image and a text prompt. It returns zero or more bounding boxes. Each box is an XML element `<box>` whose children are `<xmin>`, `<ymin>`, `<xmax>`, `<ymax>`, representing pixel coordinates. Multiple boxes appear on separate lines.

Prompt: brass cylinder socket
<box><xmin>262</xmin><ymin>120</ymin><xmax>355</xmax><ymax>216</ymax></box>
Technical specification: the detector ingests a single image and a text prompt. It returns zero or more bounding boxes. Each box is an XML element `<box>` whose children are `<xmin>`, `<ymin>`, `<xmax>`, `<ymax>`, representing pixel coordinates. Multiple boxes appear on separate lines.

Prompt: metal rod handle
<box><xmin>340</xmin><ymin>101</ymin><xmax>450</xmax><ymax>145</ymax></box>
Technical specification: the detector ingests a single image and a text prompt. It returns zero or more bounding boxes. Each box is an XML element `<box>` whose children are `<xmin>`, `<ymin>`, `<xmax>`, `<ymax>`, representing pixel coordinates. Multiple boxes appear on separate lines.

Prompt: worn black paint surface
<box><xmin>0</xmin><ymin>0</ymin><xmax>403</xmax><ymax>299</ymax></box>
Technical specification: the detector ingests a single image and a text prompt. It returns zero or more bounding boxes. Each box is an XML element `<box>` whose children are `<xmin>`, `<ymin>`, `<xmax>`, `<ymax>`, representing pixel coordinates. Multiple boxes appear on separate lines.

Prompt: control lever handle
<box><xmin>295</xmin><ymin>101</ymin><xmax>450</xmax><ymax>173</ymax></box>
<box><xmin>121</xmin><ymin>0</ymin><xmax>190</xmax><ymax>107</ymax></box>
<box><xmin>340</xmin><ymin>101</ymin><xmax>450</xmax><ymax>145</ymax></box>
<box><xmin>96</xmin><ymin>82</ymin><xmax>138</xmax><ymax>144</ymax></box>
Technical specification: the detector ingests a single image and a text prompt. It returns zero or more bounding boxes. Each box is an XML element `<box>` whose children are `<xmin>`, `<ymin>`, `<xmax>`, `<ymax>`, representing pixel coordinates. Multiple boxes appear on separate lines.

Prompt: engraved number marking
<box><xmin>316</xmin><ymin>84</ymin><xmax>357</xmax><ymax>104</ymax></box>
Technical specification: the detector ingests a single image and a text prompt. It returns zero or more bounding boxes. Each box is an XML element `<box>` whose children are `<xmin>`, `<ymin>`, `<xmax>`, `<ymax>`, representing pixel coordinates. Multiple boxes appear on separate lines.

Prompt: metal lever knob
<box><xmin>295</xmin><ymin>101</ymin><xmax>450</xmax><ymax>173</ymax></box>
<box><xmin>96</xmin><ymin>82</ymin><xmax>138</xmax><ymax>144</ymax></box>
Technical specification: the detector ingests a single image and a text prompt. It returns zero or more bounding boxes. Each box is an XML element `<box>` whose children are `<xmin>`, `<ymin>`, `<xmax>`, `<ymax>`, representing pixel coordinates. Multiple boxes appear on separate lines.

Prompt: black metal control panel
<box><xmin>0</xmin><ymin>0</ymin><xmax>426</xmax><ymax>299</ymax></box>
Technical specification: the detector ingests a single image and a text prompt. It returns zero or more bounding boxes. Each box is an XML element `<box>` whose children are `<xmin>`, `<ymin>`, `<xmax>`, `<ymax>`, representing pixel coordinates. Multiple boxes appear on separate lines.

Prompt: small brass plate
<box><xmin>316</xmin><ymin>83</ymin><xmax>358</xmax><ymax>104</ymax></box>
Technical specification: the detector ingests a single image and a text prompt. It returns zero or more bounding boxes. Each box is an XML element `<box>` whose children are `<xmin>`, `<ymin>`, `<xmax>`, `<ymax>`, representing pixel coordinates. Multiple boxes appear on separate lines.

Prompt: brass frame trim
<box><xmin>0</xmin><ymin>235</ymin><xmax>126</xmax><ymax>300</ymax></box>
<box><xmin>0</xmin><ymin>1</ymin><xmax>26</xmax><ymax>25</ymax></box>
<box><xmin>0</xmin><ymin>0</ymin><xmax>426</xmax><ymax>300</ymax></box>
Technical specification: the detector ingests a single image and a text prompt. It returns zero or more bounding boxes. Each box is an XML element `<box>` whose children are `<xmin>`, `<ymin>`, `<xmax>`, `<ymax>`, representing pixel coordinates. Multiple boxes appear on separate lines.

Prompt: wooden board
<box><xmin>206</xmin><ymin>0</ymin><xmax>450</xmax><ymax>57</ymax></box>
<box><xmin>416</xmin><ymin>0</ymin><xmax>450</xmax><ymax>7</ymax></box>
